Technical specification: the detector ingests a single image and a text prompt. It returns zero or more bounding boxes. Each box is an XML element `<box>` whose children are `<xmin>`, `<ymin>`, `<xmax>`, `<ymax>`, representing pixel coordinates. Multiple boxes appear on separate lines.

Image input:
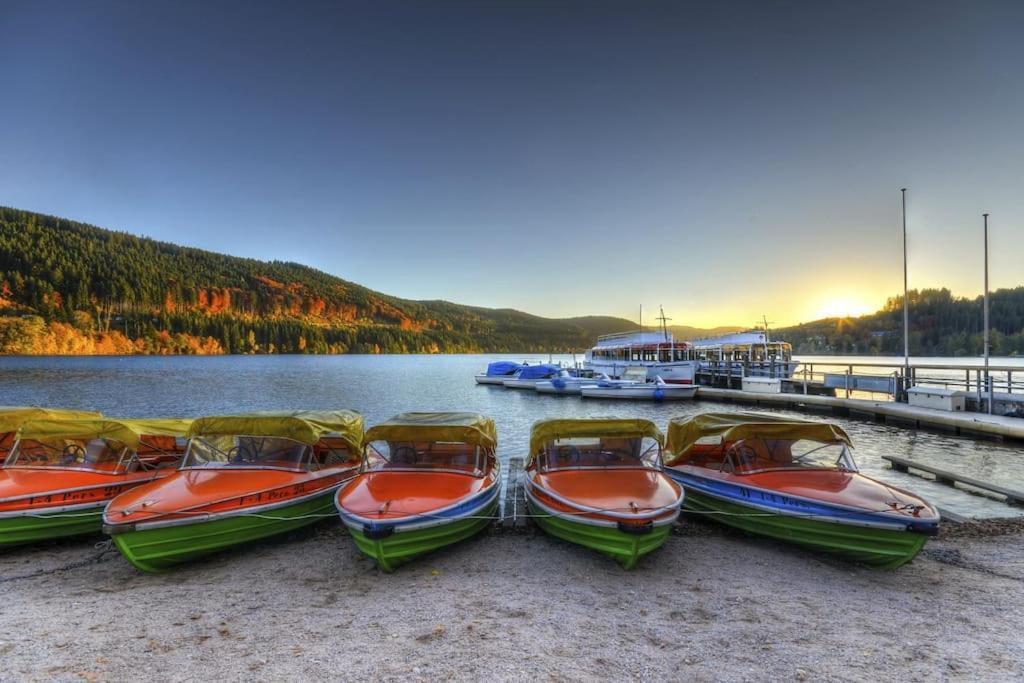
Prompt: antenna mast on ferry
<box><xmin>656</xmin><ymin>306</ymin><xmax>672</xmax><ymax>341</ymax></box>
<box><xmin>758</xmin><ymin>314</ymin><xmax>774</xmax><ymax>343</ymax></box>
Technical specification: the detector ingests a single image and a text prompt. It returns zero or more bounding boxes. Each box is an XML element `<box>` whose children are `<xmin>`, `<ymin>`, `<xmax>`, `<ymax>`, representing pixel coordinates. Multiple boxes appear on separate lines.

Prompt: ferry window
<box><xmin>632</xmin><ymin>352</ymin><xmax>640</xmax><ymax>361</ymax></box>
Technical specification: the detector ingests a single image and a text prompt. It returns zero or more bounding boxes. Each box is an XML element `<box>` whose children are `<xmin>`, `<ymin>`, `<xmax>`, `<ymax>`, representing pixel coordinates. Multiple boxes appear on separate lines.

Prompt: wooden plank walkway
<box><xmin>501</xmin><ymin>457</ymin><xmax>530</xmax><ymax>529</ymax></box>
<box><xmin>882</xmin><ymin>455</ymin><xmax>1024</xmax><ymax>507</ymax></box>
<box><xmin>695</xmin><ymin>387</ymin><xmax>1024</xmax><ymax>442</ymax></box>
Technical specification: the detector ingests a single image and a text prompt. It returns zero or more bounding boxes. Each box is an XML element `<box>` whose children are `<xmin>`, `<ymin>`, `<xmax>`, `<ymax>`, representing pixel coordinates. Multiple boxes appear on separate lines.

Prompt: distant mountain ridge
<box><xmin>0</xmin><ymin>206</ymin><xmax>741</xmax><ymax>355</ymax></box>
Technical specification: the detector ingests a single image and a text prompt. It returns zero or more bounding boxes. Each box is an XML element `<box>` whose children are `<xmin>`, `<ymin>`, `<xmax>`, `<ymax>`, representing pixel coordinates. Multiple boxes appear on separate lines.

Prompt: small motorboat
<box><xmin>664</xmin><ymin>412</ymin><xmax>939</xmax><ymax>569</ymax></box>
<box><xmin>0</xmin><ymin>406</ymin><xmax>102</xmax><ymax>459</ymax></box>
<box><xmin>474</xmin><ymin>361</ymin><xmax>525</xmax><ymax>385</ymax></box>
<box><xmin>524</xmin><ymin>418</ymin><xmax>683</xmax><ymax>569</ymax></box>
<box><xmin>0</xmin><ymin>417</ymin><xmax>189</xmax><ymax>547</ymax></box>
<box><xmin>580</xmin><ymin>376</ymin><xmax>698</xmax><ymax>401</ymax></box>
<box><xmin>336</xmin><ymin>412</ymin><xmax>500</xmax><ymax>572</ymax></box>
<box><xmin>502</xmin><ymin>364</ymin><xmax>569</xmax><ymax>389</ymax></box>
<box><xmin>104</xmin><ymin>410</ymin><xmax>363</xmax><ymax>572</ymax></box>
<box><xmin>535</xmin><ymin>374</ymin><xmax>604</xmax><ymax>395</ymax></box>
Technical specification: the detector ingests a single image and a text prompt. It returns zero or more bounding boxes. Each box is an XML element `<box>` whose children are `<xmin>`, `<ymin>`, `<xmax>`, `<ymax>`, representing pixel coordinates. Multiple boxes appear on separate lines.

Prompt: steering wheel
<box><xmin>557</xmin><ymin>445</ymin><xmax>582</xmax><ymax>467</ymax></box>
<box><xmin>62</xmin><ymin>444</ymin><xmax>86</xmax><ymax>465</ymax></box>
<box><xmin>392</xmin><ymin>445</ymin><xmax>418</xmax><ymax>465</ymax></box>
<box><xmin>727</xmin><ymin>443</ymin><xmax>758</xmax><ymax>471</ymax></box>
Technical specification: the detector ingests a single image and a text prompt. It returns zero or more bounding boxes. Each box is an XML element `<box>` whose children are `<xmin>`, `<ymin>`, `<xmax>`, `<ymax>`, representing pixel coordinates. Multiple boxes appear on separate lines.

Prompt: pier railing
<box><xmin>696</xmin><ymin>359</ymin><xmax>1024</xmax><ymax>412</ymax></box>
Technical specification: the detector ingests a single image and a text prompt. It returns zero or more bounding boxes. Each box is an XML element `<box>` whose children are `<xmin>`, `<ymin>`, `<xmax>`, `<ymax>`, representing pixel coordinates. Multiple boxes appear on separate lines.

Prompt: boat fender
<box><xmin>363</xmin><ymin>523</ymin><xmax>396</xmax><ymax>540</ymax></box>
<box><xmin>552</xmin><ymin>378</ymin><xmax>567</xmax><ymax>390</ymax></box>
<box><xmin>653</xmin><ymin>388</ymin><xmax>665</xmax><ymax>401</ymax></box>
<box><xmin>617</xmin><ymin>520</ymin><xmax>654</xmax><ymax>535</ymax></box>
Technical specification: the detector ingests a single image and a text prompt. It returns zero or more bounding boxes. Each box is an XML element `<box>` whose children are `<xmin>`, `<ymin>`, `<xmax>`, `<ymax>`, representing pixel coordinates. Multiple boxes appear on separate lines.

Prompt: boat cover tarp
<box><xmin>188</xmin><ymin>410</ymin><xmax>364</xmax><ymax>450</ymax></box>
<box><xmin>527</xmin><ymin>418</ymin><xmax>664</xmax><ymax>464</ymax></box>
<box><xmin>365</xmin><ymin>412</ymin><xmax>497</xmax><ymax>449</ymax></box>
<box><xmin>17</xmin><ymin>418</ymin><xmax>192</xmax><ymax>448</ymax></box>
<box><xmin>485</xmin><ymin>361</ymin><xmax>523</xmax><ymax>376</ymax></box>
<box><xmin>664</xmin><ymin>412</ymin><xmax>851</xmax><ymax>465</ymax></box>
<box><xmin>0</xmin><ymin>407</ymin><xmax>102</xmax><ymax>435</ymax></box>
<box><xmin>517</xmin><ymin>364</ymin><xmax>562</xmax><ymax>379</ymax></box>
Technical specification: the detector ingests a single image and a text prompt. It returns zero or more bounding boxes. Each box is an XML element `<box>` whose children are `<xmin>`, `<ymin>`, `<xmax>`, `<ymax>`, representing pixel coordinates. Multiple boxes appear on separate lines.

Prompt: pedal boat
<box><xmin>664</xmin><ymin>412</ymin><xmax>940</xmax><ymax>569</ymax></box>
<box><xmin>0</xmin><ymin>417</ymin><xmax>189</xmax><ymax>547</ymax></box>
<box><xmin>336</xmin><ymin>412</ymin><xmax>500</xmax><ymax>572</ymax></box>
<box><xmin>0</xmin><ymin>406</ymin><xmax>102</xmax><ymax>459</ymax></box>
<box><xmin>525</xmin><ymin>418</ymin><xmax>684</xmax><ymax>569</ymax></box>
<box><xmin>103</xmin><ymin>410</ymin><xmax>363</xmax><ymax>572</ymax></box>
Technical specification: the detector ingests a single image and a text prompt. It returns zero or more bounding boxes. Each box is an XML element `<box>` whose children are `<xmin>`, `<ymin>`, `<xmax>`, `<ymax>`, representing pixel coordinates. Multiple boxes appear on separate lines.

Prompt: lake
<box><xmin>0</xmin><ymin>353</ymin><xmax>1021</xmax><ymax>519</ymax></box>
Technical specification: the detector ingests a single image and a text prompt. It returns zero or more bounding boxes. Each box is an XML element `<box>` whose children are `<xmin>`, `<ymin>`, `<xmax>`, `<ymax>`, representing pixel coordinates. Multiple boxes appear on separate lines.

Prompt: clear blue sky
<box><xmin>2</xmin><ymin>1</ymin><xmax>1022</xmax><ymax>326</ymax></box>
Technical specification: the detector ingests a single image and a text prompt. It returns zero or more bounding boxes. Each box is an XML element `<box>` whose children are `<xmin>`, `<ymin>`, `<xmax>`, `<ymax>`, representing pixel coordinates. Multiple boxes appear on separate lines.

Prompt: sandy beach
<box><xmin>2</xmin><ymin>519</ymin><xmax>1022</xmax><ymax>682</ymax></box>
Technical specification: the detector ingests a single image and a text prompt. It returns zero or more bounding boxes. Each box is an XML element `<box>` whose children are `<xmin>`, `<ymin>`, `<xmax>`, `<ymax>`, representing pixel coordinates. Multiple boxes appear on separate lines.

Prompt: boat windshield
<box><xmin>538</xmin><ymin>436</ymin><xmax>662</xmax><ymax>472</ymax></box>
<box><xmin>365</xmin><ymin>440</ymin><xmax>488</xmax><ymax>477</ymax></box>
<box><xmin>709</xmin><ymin>438</ymin><xmax>857</xmax><ymax>474</ymax></box>
<box><xmin>183</xmin><ymin>435</ymin><xmax>317</xmax><ymax>472</ymax></box>
<box><xmin>6</xmin><ymin>437</ymin><xmax>139</xmax><ymax>473</ymax></box>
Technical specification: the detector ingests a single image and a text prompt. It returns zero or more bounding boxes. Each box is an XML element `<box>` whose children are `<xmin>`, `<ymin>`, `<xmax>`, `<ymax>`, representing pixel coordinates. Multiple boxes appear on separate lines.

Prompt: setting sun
<box><xmin>815</xmin><ymin>296</ymin><xmax>877</xmax><ymax>319</ymax></box>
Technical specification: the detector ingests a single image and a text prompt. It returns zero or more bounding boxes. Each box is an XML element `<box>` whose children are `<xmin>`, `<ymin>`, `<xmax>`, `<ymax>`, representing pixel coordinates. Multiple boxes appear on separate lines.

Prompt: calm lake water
<box><xmin>0</xmin><ymin>353</ymin><xmax>1022</xmax><ymax>519</ymax></box>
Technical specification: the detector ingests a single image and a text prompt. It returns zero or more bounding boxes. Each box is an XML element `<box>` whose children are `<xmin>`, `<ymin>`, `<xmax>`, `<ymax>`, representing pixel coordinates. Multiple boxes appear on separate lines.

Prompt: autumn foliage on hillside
<box><xmin>0</xmin><ymin>207</ymin><xmax>642</xmax><ymax>354</ymax></box>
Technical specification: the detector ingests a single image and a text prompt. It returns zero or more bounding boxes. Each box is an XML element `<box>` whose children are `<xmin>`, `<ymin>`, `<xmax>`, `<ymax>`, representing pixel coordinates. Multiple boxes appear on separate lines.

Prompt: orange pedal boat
<box><xmin>0</xmin><ymin>416</ymin><xmax>189</xmax><ymax>546</ymax></box>
<box><xmin>104</xmin><ymin>410</ymin><xmax>363</xmax><ymax>572</ymax></box>
<box><xmin>336</xmin><ymin>412</ymin><xmax>500</xmax><ymax>571</ymax></box>
<box><xmin>525</xmin><ymin>418</ymin><xmax>684</xmax><ymax>569</ymax></box>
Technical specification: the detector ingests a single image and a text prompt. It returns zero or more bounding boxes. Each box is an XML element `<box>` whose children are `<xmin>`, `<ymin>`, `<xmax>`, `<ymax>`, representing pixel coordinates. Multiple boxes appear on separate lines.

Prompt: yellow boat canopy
<box><xmin>365</xmin><ymin>412</ymin><xmax>497</xmax><ymax>450</ymax></box>
<box><xmin>187</xmin><ymin>410</ymin><xmax>364</xmax><ymax>451</ymax></box>
<box><xmin>0</xmin><ymin>406</ymin><xmax>103</xmax><ymax>436</ymax></box>
<box><xmin>17</xmin><ymin>418</ymin><xmax>192</xmax><ymax>449</ymax></box>
<box><xmin>528</xmin><ymin>418</ymin><xmax>664</xmax><ymax>465</ymax></box>
<box><xmin>664</xmin><ymin>412</ymin><xmax>852</xmax><ymax>465</ymax></box>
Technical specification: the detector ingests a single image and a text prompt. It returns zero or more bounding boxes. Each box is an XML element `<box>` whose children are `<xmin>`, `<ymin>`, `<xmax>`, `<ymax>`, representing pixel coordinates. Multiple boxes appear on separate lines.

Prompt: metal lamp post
<box><xmin>901</xmin><ymin>188</ymin><xmax>910</xmax><ymax>399</ymax></box>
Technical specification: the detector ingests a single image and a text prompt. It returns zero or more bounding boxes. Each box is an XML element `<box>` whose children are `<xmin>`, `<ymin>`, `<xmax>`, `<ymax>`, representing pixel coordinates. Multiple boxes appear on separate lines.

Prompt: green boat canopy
<box><xmin>365</xmin><ymin>412</ymin><xmax>497</xmax><ymax>450</ymax></box>
<box><xmin>664</xmin><ymin>412</ymin><xmax>852</xmax><ymax>465</ymax></box>
<box><xmin>0</xmin><ymin>407</ymin><xmax>103</xmax><ymax>436</ymax></box>
<box><xmin>17</xmin><ymin>418</ymin><xmax>192</xmax><ymax>449</ymax></box>
<box><xmin>187</xmin><ymin>410</ymin><xmax>364</xmax><ymax>451</ymax></box>
<box><xmin>528</xmin><ymin>418</ymin><xmax>664</xmax><ymax>465</ymax></box>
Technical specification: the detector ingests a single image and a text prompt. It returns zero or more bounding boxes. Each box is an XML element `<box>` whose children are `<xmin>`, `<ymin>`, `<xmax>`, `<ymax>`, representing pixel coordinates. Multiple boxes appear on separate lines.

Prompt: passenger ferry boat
<box><xmin>584</xmin><ymin>331</ymin><xmax>697</xmax><ymax>384</ymax></box>
<box><xmin>584</xmin><ymin>326</ymin><xmax>798</xmax><ymax>383</ymax></box>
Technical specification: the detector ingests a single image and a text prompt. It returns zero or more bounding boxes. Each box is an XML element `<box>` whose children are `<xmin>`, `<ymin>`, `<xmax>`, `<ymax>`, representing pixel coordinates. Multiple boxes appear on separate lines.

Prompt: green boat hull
<box><xmin>527</xmin><ymin>500</ymin><xmax>672</xmax><ymax>570</ymax></box>
<box><xmin>345</xmin><ymin>499</ymin><xmax>497</xmax><ymax>572</ymax></box>
<box><xmin>108</xmin><ymin>490</ymin><xmax>338</xmax><ymax>573</ymax></box>
<box><xmin>0</xmin><ymin>506</ymin><xmax>104</xmax><ymax>547</ymax></box>
<box><xmin>684</xmin><ymin>489</ymin><xmax>929</xmax><ymax>569</ymax></box>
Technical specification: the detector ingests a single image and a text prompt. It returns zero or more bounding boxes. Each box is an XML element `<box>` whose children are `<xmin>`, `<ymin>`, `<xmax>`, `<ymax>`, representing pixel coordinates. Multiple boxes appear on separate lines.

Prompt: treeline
<box><xmin>0</xmin><ymin>207</ymin><xmax>641</xmax><ymax>354</ymax></box>
<box><xmin>780</xmin><ymin>288</ymin><xmax>1024</xmax><ymax>356</ymax></box>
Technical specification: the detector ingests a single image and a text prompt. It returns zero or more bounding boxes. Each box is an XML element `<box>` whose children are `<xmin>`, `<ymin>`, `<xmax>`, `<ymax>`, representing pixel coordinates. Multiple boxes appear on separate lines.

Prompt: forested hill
<box><xmin>777</xmin><ymin>288</ymin><xmax>1024</xmax><ymax>356</ymax></box>
<box><xmin>0</xmin><ymin>206</ymin><xmax>728</xmax><ymax>355</ymax></box>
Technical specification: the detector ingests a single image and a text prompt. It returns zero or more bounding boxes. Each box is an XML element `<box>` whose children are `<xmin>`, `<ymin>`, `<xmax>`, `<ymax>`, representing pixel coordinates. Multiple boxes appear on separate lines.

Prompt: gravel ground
<box><xmin>1</xmin><ymin>519</ymin><xmax>1022</xmax><ymax>682</ymax></box>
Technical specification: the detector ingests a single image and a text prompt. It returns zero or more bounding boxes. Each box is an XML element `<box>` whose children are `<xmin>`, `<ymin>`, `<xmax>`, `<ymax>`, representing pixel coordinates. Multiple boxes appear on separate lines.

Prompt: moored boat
<box><xmin>0</xmin><ymin>406</ymin><xmax>102</xmax><ymax>459</ymax></box>
<box><xmin>580</xmin><ymin>376</ymin><xmax>698</xmax><ymax>401</ymax></box>
<box><xmin>103</xmin><ymin>410</ymin><xmax>363</xmax><ymax>572</ymax></box>
<box><xmin>663</xmin><ymin>412</ymin><xmax>939</xmax><ymax>569</ymax></box>
<box><xmin>534</xmin><ymin>374</ymin><xmax>604</xmax><ymax>395</ymax></box>
<box><xmin>525</xmin><ymin>418</ymin><xmax>683</xmax><ymax>569</ymax></box>
<box><xmin>336</xmin><ymin>412</ymin><xmax>500</xmax><ymax>572</ymax></box>
<box><xmin>502</xmin><ymin>364</ymin><xmax>569</xmax><ymax>389</ymax></box>
<box><xmin>0</xmin><ymin>417</ymin><xmax>189</xmax><ymax>546</ymax></box>
<box><xmin>474</xmin><ymin>361</ymin><xmax>525</xmax><ymax>385</ymax></box>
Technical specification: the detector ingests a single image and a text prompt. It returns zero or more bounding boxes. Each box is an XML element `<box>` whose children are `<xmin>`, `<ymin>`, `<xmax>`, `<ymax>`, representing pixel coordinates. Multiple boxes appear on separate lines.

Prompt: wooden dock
<box><xmin>501</xmin><ymin>457</ymin><xmax>530</xmax><ymax>529</ymax></box>
<box><xmin>695</xmin><ymin>387</ymin><xmax>1024</xmax><ymax>442</ymax></box>
<box><xmin>883</xmin><ymin>455</ymin><xmax>1024</xmax><ymax>507</ymax></box>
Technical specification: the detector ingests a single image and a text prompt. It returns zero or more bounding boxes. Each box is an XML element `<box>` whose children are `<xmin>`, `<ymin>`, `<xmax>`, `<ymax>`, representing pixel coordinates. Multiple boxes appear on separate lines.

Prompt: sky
<box><xmin>2</xmin><ymin>1</ymin><xmax>1023</xmax><ymax>327</ymax></box>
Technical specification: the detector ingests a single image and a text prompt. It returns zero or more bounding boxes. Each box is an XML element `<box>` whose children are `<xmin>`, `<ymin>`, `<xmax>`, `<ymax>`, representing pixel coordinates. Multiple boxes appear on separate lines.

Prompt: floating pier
<box><xmin>501</xmin><ymin>457</ymin><xmax>530</xmax><ymax>530</ymax></box>
<box><xmin>883</xmin><ymin>455</ymin><xmax>1024</xmax><ymax>507</ymax></box>
<box><xmin>695</xmin><ymin>387</ymin><xmax>1024</xmax><ymax>442</ymax></box>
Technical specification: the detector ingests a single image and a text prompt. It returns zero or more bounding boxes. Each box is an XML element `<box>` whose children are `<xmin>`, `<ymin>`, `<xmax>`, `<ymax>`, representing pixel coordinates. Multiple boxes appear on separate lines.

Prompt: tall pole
<box><xmin>984</xmin><ymin>213</ymin><xmax>991</xmax><ymax>413</ymax></box>
<box><xmin>901</xmin><ymin>188</ymin><xmax>910</xmax><ymax>396</ymax></box>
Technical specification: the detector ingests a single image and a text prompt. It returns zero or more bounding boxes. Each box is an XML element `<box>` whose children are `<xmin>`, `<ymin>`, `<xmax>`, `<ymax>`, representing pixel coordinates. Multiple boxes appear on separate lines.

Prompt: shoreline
<box><xmin>2</xmin><ymin>517</ymin><xmax>1022</xmax><ymax>681</ymax></box>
